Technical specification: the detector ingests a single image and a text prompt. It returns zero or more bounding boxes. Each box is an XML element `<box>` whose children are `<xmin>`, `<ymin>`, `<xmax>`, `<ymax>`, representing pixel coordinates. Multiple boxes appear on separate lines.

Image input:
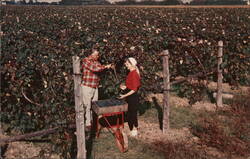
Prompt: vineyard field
<box><xmin>1</xmin><ymin>5</ymin><xmax>250</xmax><ymax>159</ymax></box>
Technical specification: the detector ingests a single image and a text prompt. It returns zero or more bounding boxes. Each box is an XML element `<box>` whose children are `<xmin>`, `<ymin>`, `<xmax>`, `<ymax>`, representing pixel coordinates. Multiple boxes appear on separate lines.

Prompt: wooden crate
<box><xmin>92</xmin><ymin>99</ymin><xmax>128</xmax><ymax>115</ymax></box>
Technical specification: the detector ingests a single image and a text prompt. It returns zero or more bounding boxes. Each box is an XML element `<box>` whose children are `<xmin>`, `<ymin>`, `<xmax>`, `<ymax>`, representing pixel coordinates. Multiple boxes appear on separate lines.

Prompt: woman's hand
<box><xmin>120</xmin><ymin>84</ymin><xmax>126</xmax><ymax>90</ymax></box>
<box><xmin>118</xmin><ymin>94</ymin><xmax>126</xmax><ymax>99</ymax></box>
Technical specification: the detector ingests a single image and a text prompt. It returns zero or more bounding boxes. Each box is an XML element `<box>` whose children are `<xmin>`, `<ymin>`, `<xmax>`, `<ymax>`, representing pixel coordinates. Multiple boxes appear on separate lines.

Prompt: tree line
<box><xmin>4</xmin><ymin>0</ymin><xmax>248</xmax><ymax>5</ymax></box>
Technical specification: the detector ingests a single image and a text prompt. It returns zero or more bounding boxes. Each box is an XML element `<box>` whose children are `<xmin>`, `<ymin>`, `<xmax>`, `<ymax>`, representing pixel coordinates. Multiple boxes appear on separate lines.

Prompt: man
<box><xmin>81</xmin><ymin>49</ymin><xmax>112</xmax><ymax>130</ymax></box>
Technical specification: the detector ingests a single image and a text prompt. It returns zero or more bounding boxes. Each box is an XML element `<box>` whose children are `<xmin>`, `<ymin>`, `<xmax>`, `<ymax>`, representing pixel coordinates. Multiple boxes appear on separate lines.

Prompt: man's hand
<box><xmin>105</xmin><ymin>64</ymin><xmax>112</xmax><ymax>69</ymax></box>
<box><xmin>105</xmin><ymin>64</ymin><xmax>115</xmax><ymax>69</ymax></box>
<box><xmin>110</xmin><ymin>64</ymin><xmax>115</xmax><ymax>69</ymax></box>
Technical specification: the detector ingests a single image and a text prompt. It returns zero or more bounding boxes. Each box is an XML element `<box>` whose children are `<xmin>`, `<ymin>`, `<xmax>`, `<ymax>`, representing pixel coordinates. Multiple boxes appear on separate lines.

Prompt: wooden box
<box><xmin>92</xmin><ymin>99</ymin><xmax>128</xmax><ymax>115</ymax></box>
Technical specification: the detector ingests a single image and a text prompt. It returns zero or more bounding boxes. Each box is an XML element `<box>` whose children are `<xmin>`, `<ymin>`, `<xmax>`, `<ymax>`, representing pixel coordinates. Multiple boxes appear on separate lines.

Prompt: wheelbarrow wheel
<box><xmin>115</xmin><ymin>128</ymin><xmax>128</xmax><ymax>153</ymax></box>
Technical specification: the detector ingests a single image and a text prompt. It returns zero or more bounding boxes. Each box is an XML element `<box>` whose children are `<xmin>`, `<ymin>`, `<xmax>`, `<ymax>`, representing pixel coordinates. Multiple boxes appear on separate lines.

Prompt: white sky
<box><xmin>33</xmin><ymin>0</ymin><xmax>61</xmax><ymax>2</ymax></box>
<box><xmin>36</xmin><ymin>0</ymin><xmax>61</xmax><ymax>2</ymax></box>
<box><xmin>8</xmin><ymin>0</ymin><xmax>194</xmax><ymax>3</ymax></box>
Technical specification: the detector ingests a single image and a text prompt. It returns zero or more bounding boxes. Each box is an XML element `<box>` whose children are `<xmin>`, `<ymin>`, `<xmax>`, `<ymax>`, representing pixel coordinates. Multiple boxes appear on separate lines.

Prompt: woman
<box><xmin>119</xmin><ymin>57</ymin><xmax>141</xmax><ymax>137</ymax></box>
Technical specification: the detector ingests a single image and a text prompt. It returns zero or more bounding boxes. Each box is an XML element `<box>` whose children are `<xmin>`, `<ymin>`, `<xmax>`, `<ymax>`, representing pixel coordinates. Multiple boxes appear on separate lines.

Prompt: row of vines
<box><xmin>1</xmin><ymin>5</ymin><xmax>250</xmax><ymax>157</ymax></box>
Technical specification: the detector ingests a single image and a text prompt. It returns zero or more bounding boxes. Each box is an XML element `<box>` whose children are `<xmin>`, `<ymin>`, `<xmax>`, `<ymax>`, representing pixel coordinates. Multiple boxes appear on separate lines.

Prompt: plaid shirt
<box><xmin>82</xmin><ymin>57</ymin><xmax>105</xmax><ymax>88</ymax></box>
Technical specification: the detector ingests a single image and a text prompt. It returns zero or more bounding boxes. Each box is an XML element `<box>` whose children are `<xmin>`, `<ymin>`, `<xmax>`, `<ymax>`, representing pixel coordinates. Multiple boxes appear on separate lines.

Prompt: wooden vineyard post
<box><xmin>72</xmin><ymin>56</ymin><xmax>86</xmax><ymax>159</ymax></box>
<box><xmin>217</xmin><ymin>41</ymin><xmax>223</xmax><ymax>108</ymax></box>
<box><xmin>162</xmin><ymin>50</ymin><xmax>170</xmax><ymax>133</ymax></box>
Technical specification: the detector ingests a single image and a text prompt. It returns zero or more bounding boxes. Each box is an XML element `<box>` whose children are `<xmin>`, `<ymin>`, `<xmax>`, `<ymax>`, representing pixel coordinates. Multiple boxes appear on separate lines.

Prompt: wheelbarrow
<box><xmin>92</xmin><ymin>98</ymin><xmax>128</xmax><ymax>153</ymax></box>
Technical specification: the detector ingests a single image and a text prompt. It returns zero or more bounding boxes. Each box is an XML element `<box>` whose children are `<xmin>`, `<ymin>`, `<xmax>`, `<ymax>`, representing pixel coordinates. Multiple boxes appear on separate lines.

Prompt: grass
<box><xmin>140</xmin><ymin>99</ymin><xmax>199</xmax><ymax>129</ymax></box>
<box><xmin>170</xmin><ymin>106</ymin><xmax>197</xmax><ymax>129</ymax></box>
<box><xmin>89</xmin><ymin>131</ymin><xmax>164</xmax><ymax>159</ymax></box>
